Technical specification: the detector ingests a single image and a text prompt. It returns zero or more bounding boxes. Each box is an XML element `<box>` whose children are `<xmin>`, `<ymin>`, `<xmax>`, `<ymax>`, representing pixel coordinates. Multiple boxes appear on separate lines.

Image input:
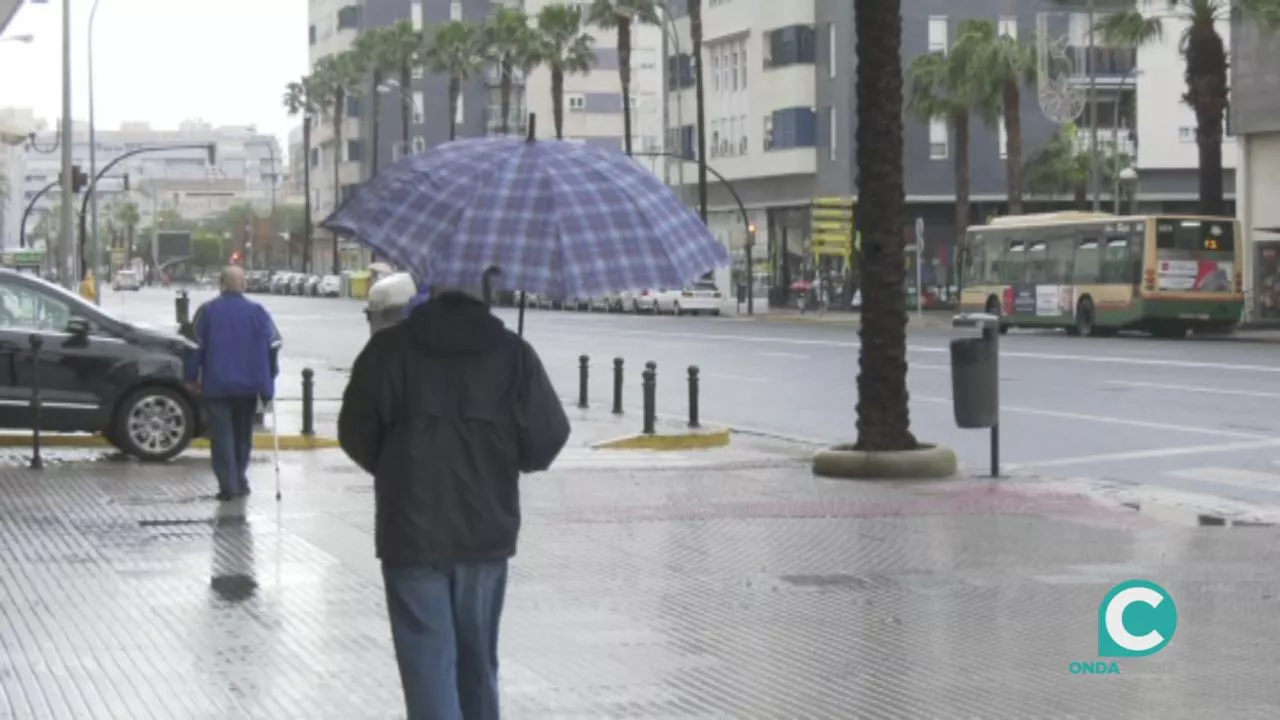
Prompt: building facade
<box><xmin>1232</xmin><ymin>13</ymin><xmax>1280</xmax><ymax>324</ymax></box>
<box><xmin>14</xmin><ymin>118</ymin><xmax>279</xmax><ymax>251</ymax></box>
<box><xmin>663</xmin><ymin>0</ymin><xmax>1232</xmax><ymax>303</ymax></box>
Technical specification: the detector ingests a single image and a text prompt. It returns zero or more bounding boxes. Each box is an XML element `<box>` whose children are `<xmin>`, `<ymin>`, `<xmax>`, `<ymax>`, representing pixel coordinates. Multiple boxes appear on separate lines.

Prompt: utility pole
<box><xmin>1088</xmin><ymin>0</ymin><xmax>1101</xmax><ymax>210</ymax></box>
<box><xmin>58</xmin><ymin>0</ymin><xmax>75</xmax><ymax>285</ymax></box>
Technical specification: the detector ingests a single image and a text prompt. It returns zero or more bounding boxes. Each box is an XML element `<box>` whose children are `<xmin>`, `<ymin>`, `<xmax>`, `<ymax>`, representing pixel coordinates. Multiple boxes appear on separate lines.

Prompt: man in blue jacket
<box><xmin>186</xmin><ymin>266</ymin><xmax>279</xmax><ymax>501</ymax></box>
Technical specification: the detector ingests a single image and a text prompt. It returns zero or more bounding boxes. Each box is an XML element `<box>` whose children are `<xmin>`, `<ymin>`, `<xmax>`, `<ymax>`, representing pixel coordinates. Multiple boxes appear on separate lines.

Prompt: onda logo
<box><xmin>1069</xmin><ymin>580</ymin><xmax>1177</xmax><ymax>676</ymax></box>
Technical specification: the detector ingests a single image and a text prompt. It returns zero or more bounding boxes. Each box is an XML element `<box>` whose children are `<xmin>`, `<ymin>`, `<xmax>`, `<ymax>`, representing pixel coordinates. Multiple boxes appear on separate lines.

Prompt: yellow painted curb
<box><xmin>592</xmin><ymin>428</ymin><xmax>731</xmax><ymax>451</ymax></box>
<box><xmin>0</xmin><ymin>433</ymin><xmax>339</xmax><ymax>451</ymax></box>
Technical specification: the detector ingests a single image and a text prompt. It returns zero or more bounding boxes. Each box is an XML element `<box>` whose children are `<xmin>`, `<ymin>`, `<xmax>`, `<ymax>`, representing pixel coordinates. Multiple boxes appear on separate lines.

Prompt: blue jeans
<box><xmin>205</xmin><ymin>396</ymin><xmax>256</xmax><ymax>496</ymax></box>
<box><xmin>382</xmin><ymin>561</ymin><xmax>509</xmax><ymax>720</ymax></box>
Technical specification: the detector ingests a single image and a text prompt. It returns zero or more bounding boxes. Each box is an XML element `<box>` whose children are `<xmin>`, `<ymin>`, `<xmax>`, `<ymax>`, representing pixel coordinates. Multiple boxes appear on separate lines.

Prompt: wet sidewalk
<box><xmin>3</xmin><ymin>430</ymin><xmax>1280</xmax><ymax>718</ymax></box>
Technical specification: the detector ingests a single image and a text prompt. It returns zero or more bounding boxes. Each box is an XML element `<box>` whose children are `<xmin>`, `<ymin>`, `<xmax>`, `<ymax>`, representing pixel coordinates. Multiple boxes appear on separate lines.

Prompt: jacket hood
<box><xmin>406</xmin><ymin>292</ymin><xmax>507</xmax><ymax>354</ymax></box>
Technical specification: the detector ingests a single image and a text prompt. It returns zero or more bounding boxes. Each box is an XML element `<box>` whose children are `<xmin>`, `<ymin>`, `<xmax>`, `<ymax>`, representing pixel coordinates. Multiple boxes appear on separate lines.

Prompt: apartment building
<box><xmin>521</xmin><ymin>0</ymin><xmax>664</xmax><ymax>175</ymax></box>
<box><xmin>664</xmin><ymin>0</ymin><xmax>1228</xmax><ymax>299</ymax></box>
<box><xmin>1232</xmin><ymin>14</ymin><xmax>1280</xmax><ymax>324</ymax></box>
<box><xmin>14</xmin><ymin>118</ymin><xmax>279</xmax><ymax>248</ymax></box>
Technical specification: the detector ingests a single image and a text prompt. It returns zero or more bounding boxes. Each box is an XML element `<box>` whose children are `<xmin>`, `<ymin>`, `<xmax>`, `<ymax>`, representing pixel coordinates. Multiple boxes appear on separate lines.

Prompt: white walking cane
<box><xmin>271</xmin><ymin>397</ymin><xmax>282</xmax><ymax>501</ymax></box>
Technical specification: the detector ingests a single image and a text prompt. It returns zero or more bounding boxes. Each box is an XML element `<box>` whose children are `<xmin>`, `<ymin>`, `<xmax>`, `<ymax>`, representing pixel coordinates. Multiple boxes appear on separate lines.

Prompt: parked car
<box><xmin>625</xmin><ymin>289</ymin><xmax>661</xmax><ymax>313</ymax></box>
<box><xmin>304</xmin><ymin>275</ymin><xmax>322</xmax><ymax>296</ymax></box>
<box><xmin>288</xmin><ymin>274</ymin><xmax>309</xmax><ymax>295</ymax></box>
<box><xmin>0</xmin><ymin>269</ymin><xmax>201</xmax><ymax>461</ymax></box>
<box><xmin>655</xmin><ymin>280</ymin><xmax>723</xmax><ymax>315</ymax></box>
<box><xmin>270</xmin><ymin>273</ymin><xmax>292</xmax><ymax>294</ymax></box>
<box><xmin>111</xmin><ymin>269</ymin><xmax>141</xmax><ymax>291</ymax></box>
<box><xmin>319</xmin><ymin>275</ymin><xmax>342</xmax><ymax>297</ymax></box>
<box><xmin>589</xmin><ymin>296</ymin><xmax>611</xmax><ymax>312</ymax></box>
<box><xmin>246</xmin><ymin>270</ymin><xmax>271</xmax><ymax>293</ymax></box>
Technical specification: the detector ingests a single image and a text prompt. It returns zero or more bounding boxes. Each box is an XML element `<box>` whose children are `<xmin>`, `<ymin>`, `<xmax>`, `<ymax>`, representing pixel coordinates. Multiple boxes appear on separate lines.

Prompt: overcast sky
<box><xmin>0</xmin><ymin>0</ymin><xmax>308</xmax><ymax>152</ymax></box>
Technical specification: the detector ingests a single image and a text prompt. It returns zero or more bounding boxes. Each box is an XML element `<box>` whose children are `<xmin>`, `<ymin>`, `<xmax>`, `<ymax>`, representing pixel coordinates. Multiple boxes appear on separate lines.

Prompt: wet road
<box><xmin>110</xmin><ymin>287</ymin><xmax>1280</xmax><ymax>510</ymax></box>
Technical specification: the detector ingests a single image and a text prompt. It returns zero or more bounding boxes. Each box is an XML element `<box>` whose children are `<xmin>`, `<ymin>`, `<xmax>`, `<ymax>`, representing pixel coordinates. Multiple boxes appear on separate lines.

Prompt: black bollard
<box><xmin>175</xmin><ymin>289</ymin><xmax>190</xmax><ymax>326</ymax></box>
<box><xmin>28</xmin><ymin>334</ymin><xmax>42</xmax><ymax>470</ymax></box>
<box><xmin>687</xmin><ymin>365</ymin><xmax>700</xmax><ymax>429</ymax></box>
<box><xmin>611</xmin><ymin>357</ymin><xmax>624</xmax><ymax>415</ymax></box>
<box><xmin>577</xmin><ymin>355</ymin><xmax>589</xmax><ymax>409</ymax></box>
<box><xmin>301</xmin><ymin>368</ymin><xmax>315</xmax><ymax>436</ymax></box>
<box><xmin>641</xmin><ymin>361</ymin><xmax>656</xmax><ymax>435</ymax></box>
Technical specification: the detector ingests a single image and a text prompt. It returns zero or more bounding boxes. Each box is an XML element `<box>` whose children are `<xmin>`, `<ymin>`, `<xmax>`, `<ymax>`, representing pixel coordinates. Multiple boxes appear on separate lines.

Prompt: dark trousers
<box><xmin>382</xmin><ymin>561</ymin><xmax>509</xmax><ymax>720</ymax></box>
<box><xmin>205</xmin><ymin>396</ymin><xmax>256</xmax><ymax>495</ymax></box>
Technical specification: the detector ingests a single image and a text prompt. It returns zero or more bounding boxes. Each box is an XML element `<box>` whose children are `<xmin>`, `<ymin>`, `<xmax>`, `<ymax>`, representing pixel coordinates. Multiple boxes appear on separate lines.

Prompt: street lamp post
<box><xmin>1111</xmin><ymin>68</ymin><xmax>1141</xmax><ymax>213</ymax></box>
<box><xmin>59</xmin><ymin>0</ymin><xmax>74</xmax><ymax>286</ymax></box>
<box><xmin>87</xmin><ymin>0</ymin><xmax>106</xmax><ymax>298</ymax></box>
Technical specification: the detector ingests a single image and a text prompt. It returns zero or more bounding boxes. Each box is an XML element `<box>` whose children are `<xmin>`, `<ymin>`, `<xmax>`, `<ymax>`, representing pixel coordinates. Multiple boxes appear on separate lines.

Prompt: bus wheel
<box><xmin>1075</xmin><ymin>298</ymin><xmax>1096</xmax><ymax>337</ymax></box>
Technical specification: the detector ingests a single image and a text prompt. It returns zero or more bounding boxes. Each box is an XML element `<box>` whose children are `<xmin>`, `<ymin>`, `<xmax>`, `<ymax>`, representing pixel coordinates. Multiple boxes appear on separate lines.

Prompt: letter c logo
<box><xmin>1098</xmin><ymin>580</ymin><xmax>1177</xmax><ymax>658</ymax></box>
<box><xmin>1105</xmin><ymin>587</ymin><xmax>1164</xmax><ymax>652</ymax></box>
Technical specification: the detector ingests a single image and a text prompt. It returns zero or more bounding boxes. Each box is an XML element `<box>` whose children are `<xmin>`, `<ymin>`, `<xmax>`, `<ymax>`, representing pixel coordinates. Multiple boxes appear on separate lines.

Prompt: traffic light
<box><xmin>67</xmin><ymin>165</ymin><xmax>89</xmax><ymax>193</ymax></box>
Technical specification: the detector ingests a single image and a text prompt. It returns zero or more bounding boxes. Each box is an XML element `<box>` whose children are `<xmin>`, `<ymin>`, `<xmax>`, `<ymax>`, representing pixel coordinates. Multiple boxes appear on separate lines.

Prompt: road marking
<box><xmin>702</xmin><ymin>372</ymin><xmax>768</xmax><ymax>383</ymax></box>
<box><xmin>1008</xmin><ymin>439</ymin><xmax>1280</xmax><ymax>470</ymax></box>
<box><xmin>910</xmin><ymin>363</ymin><xmax>948</xmax><ymax>370</ymax></box>
<box><xmin>1166</xmin><ymin>467</ymin><xmax>1280</xmax><ymax>492</ymax></box>
<box><xmin>1105</xmin><ymin>380</ymin><xmax>1280</xmax><ymax>398</ymax></box>
<box><xmin>579</xmin><ymin>328</ymin><xmax>1280</xmax><ymax>373</ymax></box>
<box><xmin>914</xmin><ymin>396</ymin><xmax>1273</xmax><ymax>439</ymax></box>
<box><xmin>756</xmin><ymin>351</ymin><xmax>810</xmax><ymax>359</ymax></box>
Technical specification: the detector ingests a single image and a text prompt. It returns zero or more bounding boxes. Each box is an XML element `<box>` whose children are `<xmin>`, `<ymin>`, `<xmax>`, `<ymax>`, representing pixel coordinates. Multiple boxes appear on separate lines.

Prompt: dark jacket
<box><xmin>184</xmin><ymin>292</ymin><xmax>279</xmax><ymax>399</ymax></box>
<box><xmin>338</xmin><ymin>292</ymin><xmax>570</xmax><ymax>566</ymax></box>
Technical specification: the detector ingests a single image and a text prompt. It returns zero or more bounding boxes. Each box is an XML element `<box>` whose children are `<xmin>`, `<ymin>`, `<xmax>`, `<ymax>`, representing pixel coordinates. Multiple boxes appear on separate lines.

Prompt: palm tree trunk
<box><xmin>500</xmin><ymin>62</ymin><xmax>513</xmax><ymax>135</ymax></box>
<box><xmin>449</xmin><ymin>77</ymin><xmax>461</xmax><ymax>141</ymax></box>
<box><xmin>302</xmin><ymin>115</ymin><xmax>313</xmax><ymax>273</ymax></box>
<box><xmin>1186</xmin><ymin>22</ymin><xmax>1228</xmax><ymax>216</ymax></box>
<box><xmin>400</xmin><ymin>64</ymin><xmax>412</xmax><ymax>151</ymax></box>
<box><xmin>552</xmin><ymin>68</ymin><xmax>565</xmax><ymax>139</ymax></box>
<box><xmin>953</xmin><ymin>108</ymin><xmax>972</xmax><ymax>282</ymax></box>
<box><xmin>332</xmin><ymin>95</ymin><xmax>344</xmax><ymax>275</ymax></box>
<box><xmin>618</xmin><ymin>18</ymin><xmax>633</xmax><ymax>156</ymax></box>
<box><xmin>369</xmin><ymin>72</ymin><xmax>382</xmax><ymax>177</ymax></box>
<box><xmin>1003</xmin><ymin>78</ymin><xmax>1023</xmax><ymax>215</ymax></box>
<box><xmin>690</xmin><ymin>0</ymin><xmax>708</xmax><ymax>222</ymax></box>
<box><xmin>853</xmin><ymin>0</ymin><xmax>914</xmax><ymax>451</ymax></box>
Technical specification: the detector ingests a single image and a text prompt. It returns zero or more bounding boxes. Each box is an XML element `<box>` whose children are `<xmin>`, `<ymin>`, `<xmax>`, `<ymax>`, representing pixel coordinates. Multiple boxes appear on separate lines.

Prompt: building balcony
<box><xmin>1065</xmin><ymin>46</ymin><xmax>1139</xmax><ymax>80</ymax></box>
<box><xmin>1074</xmin><ymin>127</ymin><xmax>1137</xmax><ymax>158</ymax></box>
<box><xmin>485</xmin><ymin>66</ymin><xmax>526</xmax><ymax>86</ymax></box>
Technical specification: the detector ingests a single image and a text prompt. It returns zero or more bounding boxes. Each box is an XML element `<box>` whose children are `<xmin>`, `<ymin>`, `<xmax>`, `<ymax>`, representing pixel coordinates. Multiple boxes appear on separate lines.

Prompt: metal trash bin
<box><xmin>950</xmin><ymin>313</ymin><xmax>1000</xmax><ymax>429</ymax></box>
<box><xmin>365</xmin><ymin>272</ymin><xmax>416</xmax><ymax>336</ymax></box>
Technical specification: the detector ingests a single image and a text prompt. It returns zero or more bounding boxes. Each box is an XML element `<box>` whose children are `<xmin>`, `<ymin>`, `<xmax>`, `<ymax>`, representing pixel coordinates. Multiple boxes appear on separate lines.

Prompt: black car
<box><xmin>0</xmin><ymin>269</ymin><xmax>201</xmax><ymax>461</ymax></box>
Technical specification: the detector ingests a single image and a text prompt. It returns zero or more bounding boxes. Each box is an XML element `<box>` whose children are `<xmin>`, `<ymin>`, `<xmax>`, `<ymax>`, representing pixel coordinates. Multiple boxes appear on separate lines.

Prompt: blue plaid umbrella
<box><xmin>321</xmin><ymin>135</ymin><xmax>730</xmax><ymax>301</ymax></box>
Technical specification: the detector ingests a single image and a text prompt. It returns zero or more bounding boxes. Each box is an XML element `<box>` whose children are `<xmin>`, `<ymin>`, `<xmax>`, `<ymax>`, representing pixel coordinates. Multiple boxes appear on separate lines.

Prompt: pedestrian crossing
<box><xmin>1070</xmin><ymin>465</ymin><xmax>1280</xmax><ymax>523</ymax></box>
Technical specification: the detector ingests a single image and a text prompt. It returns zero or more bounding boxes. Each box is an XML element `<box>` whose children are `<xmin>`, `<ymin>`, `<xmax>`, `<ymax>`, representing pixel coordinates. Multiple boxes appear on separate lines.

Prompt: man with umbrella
<box><xmin>337</xmin><ymin>282</ymin><xmax>570</xmax><ymax>719</ymax></box>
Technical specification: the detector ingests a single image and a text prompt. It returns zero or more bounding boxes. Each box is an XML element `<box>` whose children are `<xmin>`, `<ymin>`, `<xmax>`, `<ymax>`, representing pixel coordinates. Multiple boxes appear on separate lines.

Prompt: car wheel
<box><xmin>113</xmin><ymin>385</ymin><xmax>195</xmax><ymax>462</ymax></box>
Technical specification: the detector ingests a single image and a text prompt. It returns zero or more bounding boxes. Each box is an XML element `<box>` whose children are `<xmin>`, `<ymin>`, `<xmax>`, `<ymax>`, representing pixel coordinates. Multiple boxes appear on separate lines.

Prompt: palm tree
<box><xmin>854</xmin><ymin>0</ymin><xmax>913</xmax><ymax>451</ymax></box>
<box><xmin>310</xmin><ymin>52</ymin><xmax>363</xmax><ymax>274</ymax></box>
<box><xmin>1096</xmin><ymin>0</ymin><xmax>1280</xmax><ymax>215</ymax></box>
<box><xmin>907</xmin><ymin>48</ymin><xmax>996</xmax><ymax>273</ymax></box>
<box><xmin>954</xmin><ymin>19</ymin><xmax>1037</xmax><ymax>215</ymax></box>
<box><xmin>353</xmin><ymin>27</ymin><xmax>391</xmax><ymax>177</ymax></box>
<box><xmin>383</xmin><ymin>21</ymin><xmax>425</xmax><ymax>154</ymax></box>
<box><xmin>113</xmin><ymin>201</ymin><xmax>140</xmax><ymax>252</ymax></box>
<box><xmin>482</xmin><ymin>8</ymin><xmax>539</xmax><ymax>135</ymax></box>
<box><xmin>283</xmin><ymin>75</ymin><xmax>324</xmax><ymax>272</ymax></box>
<box><xmin>588</xmin><ymin>0</ymin><xmax>660</xmax><ymax>156</ymax></box>
<box><xmin>1025</xmin><ymin>123</ymin><xmax>1133</xmax><ymax>209</ymax></box>
<box><xmin>423</xmin><ymin>21</ymin><xmax>483</xmax><ymax>141</ymax></box>
<box><xmin>535</xmin><ymin>5</ymin><xmax>596</xmax><ymax>139</ymax></box>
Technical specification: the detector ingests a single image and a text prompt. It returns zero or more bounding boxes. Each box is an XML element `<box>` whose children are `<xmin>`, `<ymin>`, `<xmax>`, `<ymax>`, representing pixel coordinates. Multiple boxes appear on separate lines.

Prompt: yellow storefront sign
<box><xmin>811</xmin><ymin>196</ymin><xmax>856</xmax><ymax>263</ymax></box>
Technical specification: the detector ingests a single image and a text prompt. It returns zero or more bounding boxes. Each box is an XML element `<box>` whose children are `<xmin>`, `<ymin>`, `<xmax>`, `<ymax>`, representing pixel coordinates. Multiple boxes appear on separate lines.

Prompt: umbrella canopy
<box><xmin>321</xmin><ymin>136</ymin><xmax>729</xmax><ymax>299</ymax></box>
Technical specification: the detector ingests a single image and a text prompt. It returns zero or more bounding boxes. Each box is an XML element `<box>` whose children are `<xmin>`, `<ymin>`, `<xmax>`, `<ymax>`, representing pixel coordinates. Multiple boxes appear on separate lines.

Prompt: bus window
<box><xmin>1100</xmin><ymin>238</ymin><xmax>1131</xmax><ymax>283</ymax></box>
<box><xmin>1155</xmin><ymin>218</ymin><xmax>1235</xmax><ymax>255</ymax></box>
<box><xmin>1073</xmin><ymin>240</ymin><xmax>1100</xmax><ymax>283</ymax></box>
<box><xmin>1002</xmin><ymin>241</ymin><xmax>1026</xmax><ymax>284</ymax></box>
<box><xmin>1049</xmin><ymin>237</ymin><xmax>1076</xmax><ymax>282</ymax></box>
<box><xmin>1027</xmin><ymin>242</ymin><xmax>1050</xmax><ymax>283</ymax></box>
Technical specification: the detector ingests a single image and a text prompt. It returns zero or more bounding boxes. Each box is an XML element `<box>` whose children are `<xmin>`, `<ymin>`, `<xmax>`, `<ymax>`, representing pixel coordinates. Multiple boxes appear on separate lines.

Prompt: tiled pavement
<box><xmin>3</xmin><ymin>437</ymin><xmax>1280</xmax><ymax>718</ymax></box>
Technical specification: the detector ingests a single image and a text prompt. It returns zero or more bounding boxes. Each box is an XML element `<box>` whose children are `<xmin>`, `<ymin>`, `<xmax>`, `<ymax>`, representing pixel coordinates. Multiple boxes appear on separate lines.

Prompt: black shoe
<box><xmin>215</xmin><ymin>491</ymin><xmax>234</xmax><ymax>502</ymax></box>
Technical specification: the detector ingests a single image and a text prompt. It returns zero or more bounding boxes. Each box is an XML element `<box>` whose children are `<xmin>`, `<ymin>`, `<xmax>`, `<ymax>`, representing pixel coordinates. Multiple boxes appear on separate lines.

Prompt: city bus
<box><xmin>958</xmin><ymin>212</ymin><xmax>1243</xmax><ymax>338</ymax></box>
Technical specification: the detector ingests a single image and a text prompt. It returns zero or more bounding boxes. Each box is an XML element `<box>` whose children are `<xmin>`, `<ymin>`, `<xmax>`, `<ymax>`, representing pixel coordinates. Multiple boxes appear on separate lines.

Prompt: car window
<box><xmin>694</xmin><ymin>280</ymin><xmax>718</xmax><ymax>290</ymax></box>
<box><xmin>0</xmin><ymin>281</ymin><xmax>72</xmax><ymax>332</ymax></box>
